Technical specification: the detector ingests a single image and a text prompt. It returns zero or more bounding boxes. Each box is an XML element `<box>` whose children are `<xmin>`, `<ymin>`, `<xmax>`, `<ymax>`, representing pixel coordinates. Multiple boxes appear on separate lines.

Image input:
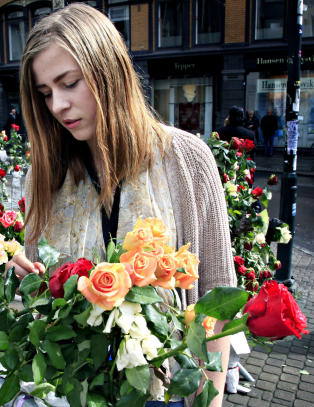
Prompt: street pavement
<box><xmin>223</xmin><ymin>149</ymin><xmax>314</xmax><ymax>407</ymax></box>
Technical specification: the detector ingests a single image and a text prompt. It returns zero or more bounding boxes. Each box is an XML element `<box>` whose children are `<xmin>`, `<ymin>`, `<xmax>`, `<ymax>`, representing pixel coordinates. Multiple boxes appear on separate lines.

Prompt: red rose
<box><xmin>244</xmin><ymin>139</ymin><xmax>255</xmax><ymax>152</ymax></box>
<box><xmin>49</xmin><ymin>262</ymin><xmax>73</xmax><ymax>298</ymax></box>
<box><xmin>274</xmin><ymin>260</ymin><xmax>282</xmax><ymax>270</ymax></box>
<box><xmin>246</xmin><ymin>281</ymin><xmax>259</xmax><ymax>292</ymax></box>
<box><xmin>262</xmin><ymin>270</ymin><xmax>272</xmax><ymax>279</ymax></box>
<box><xmin>0</xmin><ymin>210</ymin><xmax>17</xmax><ymax>228</ymax></box>
<box><xmin>0</xmin><ymin>169</ymin><xmax>6</xmax><ymax>178</ymax></box>
<box><xmin>244</xmin><ymin>280</ymin><xmax>309</xmax><ymax>340</ymax></box>
<box><xmin>231</xmin><ymin>137</ymin><xmax>243</xmax><ymax>151</ymax></box>
<box><xmin>244</xmin><ymin>242</ymin><xmax>252</xmax><ymax>251</ymax></box>
<box><xmin>245</xmin><ymin>176</ymin><xmax>253</xmax><ymax>186</ymax></box>
<box><xmin>238</xmin><ymin>265</ymin><xmax>247</xmax><ymax>275</ymax></box>
<box><xmin>14</xmin><ymin>221</ymin><xmax>23</xmax><ymax>232</ymax></box>
<box><xmin>70</xmin><ymin>257</ymin><xmax>94</xmax><ymax>278</ymax></box>
<box><xmin>246</xmin><ymin>270</ymin><xmax>256</xmax><ymax>280</ymax></box>
<box><xmin>14</xmin><ymin>165</ymin><xmax>21</xmax><ymax>172</ymax></box>
<box><xmin>236</xmin><ymin>151</ymin><xmax>243</xmax><ymax>157</ymax></box>
<box><xmin>251</xmin><ymin>186</ymin><xmax>263</xmax><ymax>198</ymax></box>
<box><xmin>237</xmin><ymin>185</ymin><xmax>245</xmax><ymax>192</ymax></box>
<box><xmin>0</xmin><ymin>203</ymin><xmax>4</xmax><ymax>217</ymax></box>
<box><xmin>11</xmin><ymin>124</ymin><xmax>20</xmax><ymax>131</ymax></box>
<box><xmin>234</xmin><ymin>256</ymin><xmax>245</xmax><ymax>266</ymax></box>
<box><xmin>18</xmin><ymin>197</ymin><xmax>25</xmax><ymax>213</ymax></box>
<box><xmin>3</xmin><ymin>135</ymin><xmax>8</xmax><ymax>141</ymax></box>
<box><xmin>222</xmin><ymin>173</ymin><xmax>229</xmax><ymax>184</ymax></box>
<box><xmin>267</xmin><ymin>174</ymin><xmax>278</xmax><ymax>186</ymax></box>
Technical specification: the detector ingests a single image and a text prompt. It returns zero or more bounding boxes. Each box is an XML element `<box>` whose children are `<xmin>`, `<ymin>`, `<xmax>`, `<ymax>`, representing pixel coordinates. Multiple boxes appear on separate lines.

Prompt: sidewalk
<box><xmin>223</xmin><ymin>246</ymin><xmax>314</xmax><ymax>407</ymax></box>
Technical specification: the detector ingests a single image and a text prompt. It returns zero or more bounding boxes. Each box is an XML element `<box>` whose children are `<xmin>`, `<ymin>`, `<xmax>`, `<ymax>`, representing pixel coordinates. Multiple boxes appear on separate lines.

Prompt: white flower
<box><xmin>233</xmin><ymin>163</ymin><xmax>240</xmax><ymax>171</ymax></box>
<box><xmin>224</xmin><ymin>181</ymin><xmax>238</xmax><ymax>197</ymax></box>
<box><xmin>243</xmin><ymin>169</ymin><xmax>250</xmax><ymax>177</ymax></box>
<box><xmin>278</xmin><ymin>226</ymin><xmax>292</xmax><ymax>244</ymax></box>
<box><xmin>141</xmin><ymin>334</ymin><xmax>163</xmax><ymax>360</ymax></box>
<box><xmin>116</xmin><ymin>337</ymin><xmax>147</xmax><ymax>371</ymax></box>
<box><xmin>103</xmin><ymin>309</ymin><xmax>116</xmax><ymax>333</ymax></box>
<box><xmin>114</xmin><ymin>301</ymin><xmax>142</xmax><ymax>334</ymax></box>
<box><xmin>129</xmin><ymin>315</ymin><xmax>151</xmax><ymax>339</ymax></box>
<box><xmin>255</xmin><ymin>233</ymin><xmax>266</xmax><ymax>245</ymax></box>
<box><xmin>87</xmin><ymin>304</ymin><xmax>105</xmax><ymax>327</ymax></box>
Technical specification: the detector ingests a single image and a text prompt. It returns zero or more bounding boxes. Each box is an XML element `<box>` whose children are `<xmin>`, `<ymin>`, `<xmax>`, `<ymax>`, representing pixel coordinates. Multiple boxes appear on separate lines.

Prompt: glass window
<box><xmin>158</xmin><ymin>0</ymin><xmax>183</xmax><ymax>47</ymax></box>
<box><xmin>108</xmin><ymin>5</ymin><xmax>130</xmax><ymax>47</ymax></box>
<box><xmin>303</xmin><ymin>2</ymin><xmax>314</xmax><ymax>37</ymax></box>
<box><xmin>33</xmin><ymin>7</ymin><xmax>51</xmax><ymax>25</ymax></box>
<box><xmin>7</xmin><ymin>11</ymin><xmax>25</xmax><ymax>62</ymax></box>
<box><xmin>195</xmin><ymin>0</ymin><xmax>224</xmax><ymax>45</ymax></box>
<box><xmin>255</xmin><ymin>0</ymin><xmax>285</xmax><ymax>40</ymax></box>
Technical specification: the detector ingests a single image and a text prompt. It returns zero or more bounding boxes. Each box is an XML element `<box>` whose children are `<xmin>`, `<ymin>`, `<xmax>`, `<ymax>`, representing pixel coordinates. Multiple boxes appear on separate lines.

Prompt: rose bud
<box><xmin>237</xmin><ymin>265</ymin><xmax>247</xmax><ymax>275</ymax></box>
<box><xmin>3</xmin><ymin>135</ymin><xmax>8</xmax><ymax>141</ymax></box>
<box><xmin>262</xmin><ymin>270</ymin><xmax>273</xmax><ymax>279</ymax></box>
<box><xmin>244</xmin><ymin>242</ymin><xmax>253</xmax><ymax>251</ymax></box>
<box><xmin>251</xmin><ymin>186</ymin><xmax>263</xmax><ymax>199</ymax></box>
<box><xmin>267</xmin><ymin>174</ymin><xmax>278</xmax><ymax>186</ymax></box>
<box><xmin>234</xmin><ymin>256</ymin><xmax>245</xmax><ymax>266</ymax></box>
<box><xmin>246</xmin><ymin>270</ymin><xmax>256</xmax><ymax>280</ymax></box>
<box><xmin>14</xmin><ymin>221</ymin><xmax>23</xmax><ymax>232</ymax></box>
<box><xmin>274</xmin><ymin>260</ymin><xmax>282</xmax><ymax>270</ymax></box>
<box><xmin>222</xmin><ymin>173</ymin><xmax>229</xmax><ymax>184</ymax></box>
<box><xmin>14</xmin><ymin>165</ymin><xmax>21</xmax><ymax>172</ymax></box>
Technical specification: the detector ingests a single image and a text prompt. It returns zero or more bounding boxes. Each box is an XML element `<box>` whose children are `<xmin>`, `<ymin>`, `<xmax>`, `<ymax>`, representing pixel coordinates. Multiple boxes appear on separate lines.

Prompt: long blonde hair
<box><xmin>20</xmin><ymin>3</ymin><xmax>168</xmax><ymax>243</ymax></box>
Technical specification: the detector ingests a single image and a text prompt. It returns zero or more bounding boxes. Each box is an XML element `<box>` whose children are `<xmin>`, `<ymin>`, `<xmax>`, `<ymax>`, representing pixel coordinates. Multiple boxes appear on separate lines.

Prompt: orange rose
<box><xmin>184</xmin><ymin>304</ymin><xmax>217</xmax><ymax>338</ymax></box>
<box><xmin>174</xmin><ymin>244</ymin><xmax>199</xmax><ymax>290</ymax></box>
<box><xmin>152</xmin><ymin>254</ymin><xmax>177</xmax><ymax>289</ymax></box>
<box><xmin>123</xmin><ymin>227</ymin><xmax>153</xmax><ymax>251</ymax></box>
<box><xmin>77</xmin><ymin>262</ymin><xmax>132</xmax><ymax>310</ymax></box>
<box><xmin>135</xmin><ymin>218</ymin><xmax>169</xmax><ymax>245</ymax></box>
<box><xmin>120</xmin><ymin>250</ymin><xmax>157</xmax><ymax>287</ymax></box>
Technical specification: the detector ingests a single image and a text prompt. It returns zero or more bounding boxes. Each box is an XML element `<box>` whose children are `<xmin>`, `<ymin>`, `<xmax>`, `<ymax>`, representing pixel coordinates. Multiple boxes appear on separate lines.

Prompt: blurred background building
<box><xmin>0</xmin><ymin>0</ymin><xmax>314</xmax><ymax>148</ymax></box>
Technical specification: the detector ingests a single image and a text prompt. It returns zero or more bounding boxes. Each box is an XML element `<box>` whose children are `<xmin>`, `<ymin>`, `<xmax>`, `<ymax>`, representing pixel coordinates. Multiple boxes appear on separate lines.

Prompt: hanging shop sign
<box><xmin>257</xmin><ymin>77</ymin><xmax>314</xmax><ymax>93</ymax></box>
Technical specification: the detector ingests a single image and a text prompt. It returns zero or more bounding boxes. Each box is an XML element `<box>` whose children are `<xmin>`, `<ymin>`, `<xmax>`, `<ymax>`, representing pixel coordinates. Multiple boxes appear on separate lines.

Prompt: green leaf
<box><xmin>186</xmin><ymin>316</ymin><xmax>208</xmax><ymax>363</ymax></box>
<box><xmin>125</xmin><ymin>286</ymin><xmax>162</xmax><ymax>304</ymax></box>
<box><xmin>3</xmin><ymin>346</ymin><xmax>19</xmax><ymax>370</ymax></box>
<box><xmin>175</xmin><ymin>353</ymin><xmax>198</xmax><ymax>369</ymax></box>
<box><xmin>9</xmin><ymin>314</ymin><xmax>33</xmax><ymax>342</ymax></box>
<box><xmin>19</xmin><ymin>364</ymin><xmax>34</xmax><ymax>382</ymax></box>
<box><xmin>115</xmin><ymin>389</ymin><xmax>149</xmax><ymax>407</ymax></box>
<box><xmin>0</xmin><ymin>331</ymin><xmax>8</xmax><ymax>350</ymax></box>
<box><xmin>4</xmin><ymin>267</ymin><xmax>19</xmax><ymax>303</ymax></box>
<box><xmin>126</xmin><ymin>365</ymin><xmax>150</xmax><ymax>393</ymax></box>
<box><xmin>176</xmin><ymin>267</ymin><xmax>188</xmax><ymax>274</ymax></box>
<box><xmin>64</xmin><ymin>274</ymin><xmax>78</xmax><ymax>300</ymax></box>
<box><xmin>222</xmin><ymin>314</ymin><xmax>249</xmax><ymax>335</ymax></box>
<box><xmin>29</xmin><ymin>319</ymin><xmax>46</xmax><ymax>347</ymax></box>
<box><xmin>0</xmin><ymin>374</ymin><xmax>20</xmax><ymax>405</ymax></box>
<box><xmin>32</xmin><ymin>351</ymin><xmax>47</xmax><ymax>384</ymax></box>
<box><xmin>19</xmin><ymin>273</ymin><xmax>42</xmax><ymax>296</ymax></box>
<box><xmin>74</xmin><ymin>306</ymin><xmax>91</xmax><ymax>327</ymax></box>
<box><xmin>46</xmin><ymin>324</ymin><xmax>77</xmax><ymax>341</ymax></box>
<box><xmin>106</xmin><ymin>240</ymin><xmax>115</xmax><ymax>262</ymax></box>
<box><xmin>0</xmin><ymin>274</ymin><xmax>4</xmax><ymax>298</ymax></box>
<box><xmin>41</xmin><ymin>340</ymin><xmax>66</xmax><ymax>370</ymax></box>
<box><xmin>168</xmin><ymin>368</ymin><xmax>202</xmax><ymax>397</ymax></box>
<box><xmin>204</xmin><ymin>352</ymin><xmax>222</xmax><ymax>372</ymax></box>
<box><xmin>30</xmin><ymin>290</ymin><xmax>51</xmax><ymax>308</ymax></box>
<box><xmin>193</xmin><ymin>379</ymin><xmax>219</xmax><ymax>407</ymax></box>
<box><xmin>38</xmin><ymin>237</ymin><xmax>60</xmax><ymax>269</ymax></box>
<box><xmin>67</xmin><ymin>378</ymin><xmax>83</xmax><ymax>407</ymax></box>
<box><xmin>195</xmin><ymin>287</ymin><xmax>249</xmax><ymax>320</ymax></box>
<box><xmin>143</xmin><ymin>304</ymin><xmax>169</xmax><ymax>336</ymax></box>
<box><xmin>0</xmin><ymin>307</ymin><xmax>15</xmax><ymax>331</ymax></box>
<box><xmin>87</xmin><ymin>392</ymin><xmax>108</xmax><ymax>407</ymax></box>
<box><xmin>52</xmin><ymin>297</ymin><xmax>67</xmax><ymax>310</ymax></box>
<box><xmin>169</xmin><ymin>312</ymin><xmax>184</xmax><ymax>332</ymax></box>
<box><xmin>31</xmin><ymin>383</ymin><xmax>55</xmax><ymax>398</ymax></box>
<box><xmin>90</xmin><ymin>373</ymin><xmax>105</xmax><ymax>390</ymax></box>
<box><xmin>91</xmin><ymin>334</ymin><xmax>109</xmax><ymax>370</ymax></box>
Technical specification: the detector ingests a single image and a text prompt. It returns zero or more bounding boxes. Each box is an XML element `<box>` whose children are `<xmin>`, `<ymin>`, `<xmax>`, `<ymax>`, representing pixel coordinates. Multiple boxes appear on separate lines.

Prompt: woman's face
<box><xmin>32</xmin><ymin>44</ymin><xmax>97</xmax><ymax>143</ymax></box>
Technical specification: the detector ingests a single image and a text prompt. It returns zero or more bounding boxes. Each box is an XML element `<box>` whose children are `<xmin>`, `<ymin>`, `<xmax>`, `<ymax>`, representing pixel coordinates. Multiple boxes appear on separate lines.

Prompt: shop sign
<box><xmin>257</xmin><ymin>78</ymin><xmax>314</xmax><ymax>93</ymax></box>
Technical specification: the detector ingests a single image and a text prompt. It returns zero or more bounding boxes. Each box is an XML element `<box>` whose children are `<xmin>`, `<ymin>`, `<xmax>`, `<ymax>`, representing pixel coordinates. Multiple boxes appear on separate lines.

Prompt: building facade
<box><xmin>0</xmin><ymin>0</ymin><xmax>314</xmax><ymax>148</ymax></box>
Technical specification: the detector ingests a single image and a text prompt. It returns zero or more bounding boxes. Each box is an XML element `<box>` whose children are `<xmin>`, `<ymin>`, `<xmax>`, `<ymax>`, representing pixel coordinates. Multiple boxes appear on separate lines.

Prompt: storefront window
<box><xmin>108</xmin><ymin>5</ymin><xmax>130</xmax><ymax>47</ymax></box>
<box><xmin>246</xmin><ymin>71</ymin><xmax>314</xmax><ymax>148</ymax></box>
<box><xmin>32</xmin><ymin>7</ymin><xmax>52</xmax><ymax>25</ymax></box>
<box><xmin>255</xmin><ymin>0</ymin><xmax>284</xmax><ymax>40</ymax></box>
<box><xmin>303</xmin><ymin>2</ymin><xmax>314</xmax><ymax>37</ymax></box>
<box><xmin>195</xmin><ymin>0</ymin><xmax>224</xmax><ymax>45</ymax></box>
<box><xmin>153</xmin><ymin>78</ymin><xmax>213</xmax><ymax>138</ymax></box>
<box><xmin>158</xmin><ymin>0</ymin><xmax>183</xmax><ymax>47</ymax></box>
<box><xmin>7</xmin><ymin>11</ymin><xmax>25</xmax><ymax>62</ymax></box>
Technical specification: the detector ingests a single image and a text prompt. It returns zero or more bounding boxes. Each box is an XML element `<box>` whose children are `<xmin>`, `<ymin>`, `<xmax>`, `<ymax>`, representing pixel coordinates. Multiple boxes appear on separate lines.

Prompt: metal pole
<box><xmin>276</xmin><ymin>0</ymin><xmax>303</xmax><ymax>288</ymax></box>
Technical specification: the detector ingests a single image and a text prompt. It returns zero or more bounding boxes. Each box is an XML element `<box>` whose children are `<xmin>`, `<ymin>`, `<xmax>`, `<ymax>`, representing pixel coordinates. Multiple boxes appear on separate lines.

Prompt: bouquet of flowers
<box><xmin>0</xmin><ymin>218</ymin><xmax>308</xmax><ymax>407</ymax></box>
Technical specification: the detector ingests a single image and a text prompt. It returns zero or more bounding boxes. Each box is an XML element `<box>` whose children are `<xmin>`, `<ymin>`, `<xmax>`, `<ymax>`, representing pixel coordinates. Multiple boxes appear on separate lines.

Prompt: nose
<box><xmin>48</xmin><ymin>90</ymin><xmax>71</xmax><ymax>116</ymax></box>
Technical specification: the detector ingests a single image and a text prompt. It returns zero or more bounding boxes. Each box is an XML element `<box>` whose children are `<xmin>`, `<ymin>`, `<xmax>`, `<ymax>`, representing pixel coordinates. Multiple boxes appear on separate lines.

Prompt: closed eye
<box><xmin>65</xmin><ymin>80</ymin><xmax>79</xmax><ymax>89</ymax></box>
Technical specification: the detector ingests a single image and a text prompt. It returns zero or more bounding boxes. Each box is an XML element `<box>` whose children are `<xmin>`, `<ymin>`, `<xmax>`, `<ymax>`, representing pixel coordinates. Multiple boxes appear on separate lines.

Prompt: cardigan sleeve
<box><xmin>165</xmin><ymin>127</ymin><xmax>237</xmax><ymax>304</ymax></box>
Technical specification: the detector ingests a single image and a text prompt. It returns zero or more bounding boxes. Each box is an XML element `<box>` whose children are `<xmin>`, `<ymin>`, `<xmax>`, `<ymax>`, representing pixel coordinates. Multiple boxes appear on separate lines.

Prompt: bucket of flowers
<box><xmin>0</xmin><ymin>218</ymin><xmax>308</xmax><ymax>407</ymax></box>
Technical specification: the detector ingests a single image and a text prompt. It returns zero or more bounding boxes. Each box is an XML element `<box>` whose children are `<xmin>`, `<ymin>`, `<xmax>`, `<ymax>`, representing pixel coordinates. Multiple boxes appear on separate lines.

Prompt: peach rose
<box><xmin>120</xmin><ymin>250</ymin><xmax>157</xmax><ymax>287</ymax></box>
<box><xmin>77</xmin><ymin>262</ymin><xmax>132</xmax><ymax>310</ymax></box>
<box><xmin>184</xmin><ymin>304</ymin><xmax>217</xmax><ymax>338</ymax></box>
<box><xmin>123</xmin><ymin>227</ymin><xmax>153</xmax><ymax>251</ymax></box>
<box><xmin>152</xmin><ymin>254</ymin><xmax>177</xmax><ymax>289</ymax></box>
<box><xmin>135</xmin><ymin>218</ymin><xmax>169</xmax><ymax>245</ymax></box>
<box><xmin>174</xmin><ymin>244</ymin><xmax>199</xmax><ymax>290</ymax></box>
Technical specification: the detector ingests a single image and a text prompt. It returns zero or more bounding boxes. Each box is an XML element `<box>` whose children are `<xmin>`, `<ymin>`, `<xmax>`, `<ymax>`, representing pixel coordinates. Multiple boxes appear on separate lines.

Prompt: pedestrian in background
<box><xmin>261</xmin><ymin>109</ymin><xmax>278</xmax><ymax>156</ymax></box>
<box><xmin>216</xmin><ymin>106</ymin><xmax>255</xmax><ymax>144</ymax></box>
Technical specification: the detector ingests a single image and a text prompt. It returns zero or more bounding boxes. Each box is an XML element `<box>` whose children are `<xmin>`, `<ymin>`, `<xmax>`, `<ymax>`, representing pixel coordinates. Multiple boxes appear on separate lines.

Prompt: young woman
<box><xmin>6</xmin><ymin>4</ymin><xmax>236</xmax><ymax>406</ymax></box>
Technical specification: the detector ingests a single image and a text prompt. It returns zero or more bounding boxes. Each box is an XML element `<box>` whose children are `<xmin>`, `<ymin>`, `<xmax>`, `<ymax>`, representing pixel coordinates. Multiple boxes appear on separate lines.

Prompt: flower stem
<box><xmin>150</xmin><ymin>341</ymin><xmax>187</xmax><ymax>364</ymax></box>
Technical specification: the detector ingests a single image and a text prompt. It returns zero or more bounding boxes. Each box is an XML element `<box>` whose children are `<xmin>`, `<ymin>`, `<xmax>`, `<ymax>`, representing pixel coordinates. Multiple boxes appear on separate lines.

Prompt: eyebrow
<box><xmin>35</xmin><ymin>69</ymin><xmax>80</xmax><ymax>89</ymax></box>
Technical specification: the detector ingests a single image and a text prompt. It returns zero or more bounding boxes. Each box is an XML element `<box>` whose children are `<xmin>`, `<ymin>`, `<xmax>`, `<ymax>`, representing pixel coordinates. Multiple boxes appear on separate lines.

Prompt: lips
<box><xmin>63</xmin><ymin>119</ymin><xmax>81</xmax><ymax>129</ymax></box>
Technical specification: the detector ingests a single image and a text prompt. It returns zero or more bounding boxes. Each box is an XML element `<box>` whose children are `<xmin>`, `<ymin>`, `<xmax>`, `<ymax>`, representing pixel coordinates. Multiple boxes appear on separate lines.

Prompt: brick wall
<box><xmin>225</xmin><ymin>0</ymin><xmax>246</xmax><ymax>43</ymax></box>
<box><xmin>131</xmin><ymin>3</ymin><xmax>149</xmax><ymax>51</ymax></box>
